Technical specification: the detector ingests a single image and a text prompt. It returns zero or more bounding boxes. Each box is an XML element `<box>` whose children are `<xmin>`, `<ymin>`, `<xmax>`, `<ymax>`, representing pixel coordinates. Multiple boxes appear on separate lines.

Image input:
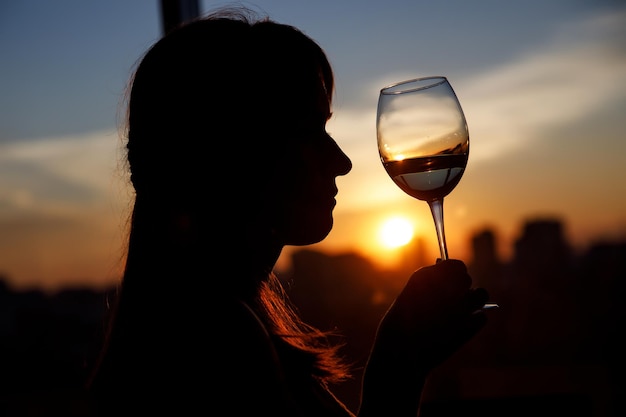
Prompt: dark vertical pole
<box><xmin>159</xmin><ymin>0</ymin><xmax>201</xmax><ymax>35</ymax></box>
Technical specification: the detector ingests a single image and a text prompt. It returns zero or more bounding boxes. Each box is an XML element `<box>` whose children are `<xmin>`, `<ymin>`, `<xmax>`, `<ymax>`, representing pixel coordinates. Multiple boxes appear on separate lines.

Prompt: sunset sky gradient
<box><xmin>1</xmin><ymin>0</ymin><xmax>625</xmax><ymax>291</ymax></box>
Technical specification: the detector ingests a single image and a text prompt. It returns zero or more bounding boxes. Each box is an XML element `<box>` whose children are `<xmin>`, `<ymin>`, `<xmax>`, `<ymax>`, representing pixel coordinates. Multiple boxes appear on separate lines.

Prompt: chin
<box><xmin>284</xmin><ymin>217</ymin><xmax>334</xmax><ymax>246</ymax></box>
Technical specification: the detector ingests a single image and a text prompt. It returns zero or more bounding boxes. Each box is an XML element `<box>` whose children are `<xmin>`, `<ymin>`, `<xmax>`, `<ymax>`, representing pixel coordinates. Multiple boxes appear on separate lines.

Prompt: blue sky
<box><xmin>1</xmin><ymin>0</ymin><xmax>618</xmax><ymax>141</ymax></box>
<box><xmin>1</xmin><ymin>0</ymin><xmax>625</xmax><ymax>290</ymax></box>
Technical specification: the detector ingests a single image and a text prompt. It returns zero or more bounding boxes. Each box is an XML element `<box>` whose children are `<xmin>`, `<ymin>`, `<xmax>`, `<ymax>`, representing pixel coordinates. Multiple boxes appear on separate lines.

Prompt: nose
<box><xmin>329</xmin><ymin>136</ymin><xmax>352</xmax><ymax>176</ymax></box>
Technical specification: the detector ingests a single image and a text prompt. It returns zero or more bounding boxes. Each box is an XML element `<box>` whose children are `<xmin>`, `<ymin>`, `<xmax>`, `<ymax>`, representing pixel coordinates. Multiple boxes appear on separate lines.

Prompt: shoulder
<box><xmin>213</xmin><ymin>299</ymin><xmax>278</xmax><ymax>363</ymax></box>
<box><xmin>205</xmin><ymin>299</ymin><xmax>298</xmax><ymax>414</ymax></box>
<box><xmin>204</xmin><ymin>299</ymin><xmax>279</xmax><ymax>371</ymax></box>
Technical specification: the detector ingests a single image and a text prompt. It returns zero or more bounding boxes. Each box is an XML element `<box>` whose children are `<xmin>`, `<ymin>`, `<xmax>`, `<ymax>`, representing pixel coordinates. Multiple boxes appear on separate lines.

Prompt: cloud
<box><xmin>461</xmin><ymin>8</ymin><xmax>626</xmax><ymax>161</ymax></box>
<box><xmin>326</xmin><ymin>8</ymin><xmax>626</xmax><ymax>213</ymax></box>
<box><xmin>0</xmin><ymin>130</ymin><xmax>128</xmax><ymax>217</ymax></box>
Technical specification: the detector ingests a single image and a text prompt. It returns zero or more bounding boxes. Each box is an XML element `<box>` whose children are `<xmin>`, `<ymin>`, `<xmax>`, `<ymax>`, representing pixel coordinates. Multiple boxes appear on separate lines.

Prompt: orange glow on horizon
<box><xmin>378</xmin><ymin>216</ymin><xmax>414</xmax><ymax>249</ymax></box>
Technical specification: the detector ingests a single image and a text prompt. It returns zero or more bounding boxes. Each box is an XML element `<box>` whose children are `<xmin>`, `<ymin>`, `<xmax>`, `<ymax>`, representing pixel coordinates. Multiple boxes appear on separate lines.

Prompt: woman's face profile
<box><xmin>268</xmin><ymin>100</ymin><xmax>352</xmax><ymax>246</ymax></box>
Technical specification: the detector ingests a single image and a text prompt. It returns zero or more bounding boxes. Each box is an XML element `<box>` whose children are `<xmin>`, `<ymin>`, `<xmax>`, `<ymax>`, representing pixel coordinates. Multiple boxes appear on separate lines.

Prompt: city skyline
<box><xmin>1</xmin><ymin>214</ymin><xmax>623</xmax><ymax>415</ymax></box>
<box><xmin>1</xmin><ymin>213</ymin><xmax>621</xmax><ymax>293</ymax></box>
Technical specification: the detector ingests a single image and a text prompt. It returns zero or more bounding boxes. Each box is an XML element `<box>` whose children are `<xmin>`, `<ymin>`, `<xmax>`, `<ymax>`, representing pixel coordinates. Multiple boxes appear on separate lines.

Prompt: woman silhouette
<box><xmin>87</xmin><ymin>6</ymin><xmax>490</xmax><ymax>416</ymax></box>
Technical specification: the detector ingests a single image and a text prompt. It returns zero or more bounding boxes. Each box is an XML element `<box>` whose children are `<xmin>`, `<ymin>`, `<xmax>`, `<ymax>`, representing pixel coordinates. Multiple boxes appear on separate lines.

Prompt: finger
<box><xmin>464</xmin><ymin>287</ymin><xmax>490</xmax><ymax>313</ymax></box>
<box><xmin>399</xmin><ymin>260</ymin><xmax>472</xmax><ymax>315</ymax></box>
<box><xmin>417</xmin><ymin>259</ymin><xmax>469</xmax><ymax>286</ymax></box>
<box><xmin>426</xmin><ymin>311</ymin><xmax>488</xmax><ymax>369</ymax></box>
<box><xmin>434</xmin><ymin>258</ymin><xmax>467</xmax><ymax>273</ymax></box>
<box><xmin>434</xmin><ymin>259</ymin><xmax>471</xmax><ymax>288</ymax></box>
<box><xmin>448</xmin><ymin>310</ymin><xmax>488</xmax><ymax>348</ymax></box>
<box><xmin>460</xmin><ymin>311</ymin><xmax>488</xmax><ymax>343</ymax></box>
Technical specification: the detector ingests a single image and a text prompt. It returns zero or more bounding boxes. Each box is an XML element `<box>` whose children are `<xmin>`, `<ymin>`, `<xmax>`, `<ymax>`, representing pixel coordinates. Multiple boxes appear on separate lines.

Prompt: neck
<box><xmin>244</xmin><ymin>233</ymin><xmax>284</xmax><ymax>276</ymax></box>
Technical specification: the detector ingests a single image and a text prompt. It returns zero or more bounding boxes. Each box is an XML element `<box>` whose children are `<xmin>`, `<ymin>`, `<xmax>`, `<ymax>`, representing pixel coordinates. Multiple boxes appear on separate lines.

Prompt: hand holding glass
<box><xmin>376</xmin><ymin>76</ymin><xmax>497</xmax><ymax>309</ymax></box>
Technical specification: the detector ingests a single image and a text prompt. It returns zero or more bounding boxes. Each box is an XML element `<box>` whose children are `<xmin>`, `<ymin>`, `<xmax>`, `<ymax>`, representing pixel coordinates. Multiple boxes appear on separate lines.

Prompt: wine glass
<box><xmin>376</xmin><ymin>76</ymin><xmax>497</xmax><ymax>309</ymax></box>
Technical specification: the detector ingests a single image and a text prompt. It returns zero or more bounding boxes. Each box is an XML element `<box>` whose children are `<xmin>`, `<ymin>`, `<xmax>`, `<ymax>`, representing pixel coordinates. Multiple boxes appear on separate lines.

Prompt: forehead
<box><xmin>282</xmin><ymin>72</ymin><xmax>331</xmax><ymax>120</ymax></box>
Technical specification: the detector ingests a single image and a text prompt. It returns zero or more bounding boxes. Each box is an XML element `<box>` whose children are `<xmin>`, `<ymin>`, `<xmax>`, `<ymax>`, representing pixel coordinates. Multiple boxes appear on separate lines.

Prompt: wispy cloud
<box><xmin>0</xmin><ymin>130</ymin><xmax>128</xmax><ymax>217</ymax></box>
<box><xmin>327</xmin><ymin>8</ymin><xmax>626</xmax><ymax>212</ymax></box>
<box><xmin>461</xmin><ymin>9</ymin><xmax>626</xmax><ymax>161</ymax></box>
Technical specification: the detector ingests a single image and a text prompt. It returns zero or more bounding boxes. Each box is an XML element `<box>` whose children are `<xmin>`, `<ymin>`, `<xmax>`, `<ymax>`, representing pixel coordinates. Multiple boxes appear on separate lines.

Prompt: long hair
<box><xmin>88</xmin><ymin>7</ymin><xmax>351</xmax><ymax>400</ymax></box>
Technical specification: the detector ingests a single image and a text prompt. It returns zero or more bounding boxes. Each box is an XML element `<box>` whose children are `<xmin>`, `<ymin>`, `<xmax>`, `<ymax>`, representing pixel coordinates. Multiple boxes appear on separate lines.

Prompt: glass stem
<box><xmin>428</xmin><ymin>198</ymin><xmax>449</xmax><ymax>261</ymax></box>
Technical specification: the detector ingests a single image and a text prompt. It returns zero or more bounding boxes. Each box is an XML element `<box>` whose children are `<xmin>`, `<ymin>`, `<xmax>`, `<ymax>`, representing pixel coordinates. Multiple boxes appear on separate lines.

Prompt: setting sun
<box><xmin>379</xmin><ymin>216</ymin><xmax>414</xmax><ymax>249</ymax></box>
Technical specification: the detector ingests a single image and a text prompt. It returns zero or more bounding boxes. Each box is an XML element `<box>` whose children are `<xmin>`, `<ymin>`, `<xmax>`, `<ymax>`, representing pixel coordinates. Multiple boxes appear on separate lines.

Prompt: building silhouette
<box><xmin>0</xmin><ymin>217</ymin><xmax>624</xmax><ymax>416</ymax></box>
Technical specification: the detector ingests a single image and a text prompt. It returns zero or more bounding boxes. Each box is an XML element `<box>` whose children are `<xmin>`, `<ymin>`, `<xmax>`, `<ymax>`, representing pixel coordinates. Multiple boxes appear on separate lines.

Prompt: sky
<box><xmin>1</xmin><ymin>0</ymin><xmax>625</xmax><ymax>292</ymax></box>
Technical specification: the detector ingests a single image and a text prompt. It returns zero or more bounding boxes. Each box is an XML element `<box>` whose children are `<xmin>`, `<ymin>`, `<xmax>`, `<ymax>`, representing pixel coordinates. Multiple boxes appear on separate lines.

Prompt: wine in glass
<box><xmin>376</xmin><ymin>76</ymin><xmax>497</xmax><ymax>308</ymax></box>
